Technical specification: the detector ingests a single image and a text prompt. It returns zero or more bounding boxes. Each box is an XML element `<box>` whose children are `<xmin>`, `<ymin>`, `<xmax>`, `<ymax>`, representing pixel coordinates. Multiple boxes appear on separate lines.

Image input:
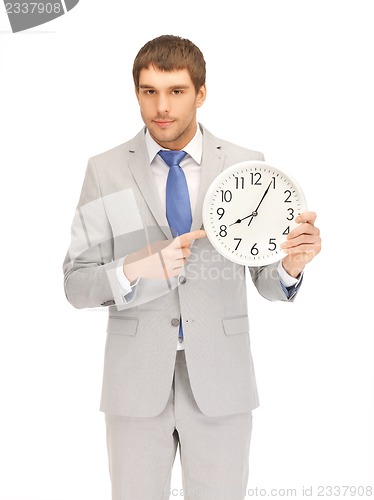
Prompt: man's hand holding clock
<box><xmin>280</xmin><ymin>211</ymin><xmax>321</xmax><ymax>278</ymax></box>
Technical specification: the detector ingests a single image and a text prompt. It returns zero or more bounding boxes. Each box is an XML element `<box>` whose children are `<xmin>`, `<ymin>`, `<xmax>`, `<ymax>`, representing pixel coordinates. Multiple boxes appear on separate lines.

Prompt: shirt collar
<box><xmin>145</xmin><ymin>125</ymin><xmax>203</xmax><ymax>165</ymax></box>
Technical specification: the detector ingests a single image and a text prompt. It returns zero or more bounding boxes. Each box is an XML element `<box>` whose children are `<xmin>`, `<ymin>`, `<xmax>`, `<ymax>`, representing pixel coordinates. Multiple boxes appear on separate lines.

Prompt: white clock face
<box><xmin>202</xmin><ymin>161</ymin><xmax>307</xmax><ymax>266</ymax></box>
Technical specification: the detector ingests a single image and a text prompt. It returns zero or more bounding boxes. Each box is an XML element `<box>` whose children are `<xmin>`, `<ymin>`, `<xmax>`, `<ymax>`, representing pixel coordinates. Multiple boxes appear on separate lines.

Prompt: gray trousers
<box><xmin>105</xmin><ymin>350</ymin><xmax>253</xmax><ymax>500</ymax></box>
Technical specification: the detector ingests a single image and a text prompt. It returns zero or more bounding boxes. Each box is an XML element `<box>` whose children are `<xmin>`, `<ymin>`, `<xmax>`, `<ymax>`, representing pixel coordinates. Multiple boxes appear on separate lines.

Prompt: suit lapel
<box><xmin>127</xmin><ymin>129</ymin><xmax>172</xmax><ymax>239</ymax></box>
<box><xmin>191</xmin><ymin>126</ymin><xmax>225</xmax><ymax>232</ymax></box>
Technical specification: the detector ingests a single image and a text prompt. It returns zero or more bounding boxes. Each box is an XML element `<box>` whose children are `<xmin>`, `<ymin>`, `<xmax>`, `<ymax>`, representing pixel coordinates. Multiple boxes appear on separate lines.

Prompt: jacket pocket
<box><xmin>107</xmin><ymin>316</ymin><xmax>138</xmax><ymax>336</ymax></box>
<box><xmin>222</xmin><ymin>315</ymin><xmax>249</xmax><ymax>336</ymax></box>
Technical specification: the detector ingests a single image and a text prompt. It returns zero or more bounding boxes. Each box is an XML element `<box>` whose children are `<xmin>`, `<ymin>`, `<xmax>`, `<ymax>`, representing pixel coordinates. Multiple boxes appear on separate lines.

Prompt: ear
<box><xmin>196</xmin><ymin>84</ymin><xmax>207</xmax><ymax>108</ymax></box>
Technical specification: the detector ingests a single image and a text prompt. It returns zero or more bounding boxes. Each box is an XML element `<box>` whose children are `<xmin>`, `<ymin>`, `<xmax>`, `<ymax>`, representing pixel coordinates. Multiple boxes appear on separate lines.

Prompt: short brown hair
<box><xmin>133</xmin><ymin>35</ymin><xmax>206</xmax><ymax>93</ymax></box>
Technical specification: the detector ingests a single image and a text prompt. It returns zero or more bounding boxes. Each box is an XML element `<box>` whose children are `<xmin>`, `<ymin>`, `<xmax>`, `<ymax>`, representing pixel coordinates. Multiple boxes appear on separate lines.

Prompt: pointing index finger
<box><xmin>177</xmin><ymin>230</ymin><xmax>206</xmax><ymax>247</ymax></box>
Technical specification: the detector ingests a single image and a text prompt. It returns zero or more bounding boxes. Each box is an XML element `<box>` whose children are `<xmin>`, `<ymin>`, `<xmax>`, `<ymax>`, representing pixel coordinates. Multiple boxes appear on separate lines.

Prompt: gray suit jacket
<box><xmin>63</xmin><ymin>124</ymin><xmax>296</xmax><ymax>418</ymax></box>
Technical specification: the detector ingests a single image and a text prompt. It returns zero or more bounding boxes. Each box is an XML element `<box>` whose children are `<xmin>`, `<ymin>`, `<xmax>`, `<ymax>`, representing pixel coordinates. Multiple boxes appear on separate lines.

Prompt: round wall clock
<box><xmin>202</xmin><ymin>161</ymin><xmax>307</xmax><ymax>266</ymax></box>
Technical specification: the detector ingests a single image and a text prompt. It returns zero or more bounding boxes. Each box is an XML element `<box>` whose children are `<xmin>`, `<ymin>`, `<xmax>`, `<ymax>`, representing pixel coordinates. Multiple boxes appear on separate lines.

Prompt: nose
<box><xmin>156</xmin><ymin>93</ymin><xmax>170</xmax><ymax>115</ymax></box>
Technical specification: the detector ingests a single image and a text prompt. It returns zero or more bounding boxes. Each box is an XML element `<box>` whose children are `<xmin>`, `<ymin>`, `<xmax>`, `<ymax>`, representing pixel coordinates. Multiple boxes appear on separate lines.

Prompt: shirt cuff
<box><xmin>116</xmin><ymin>256</ymin><xmax>140</xmax><ymax>303</ymax></box>
<box><xmin>277</xmin><ymin>261</ymin><xmax>303</xmax><ymax>299</ymax></box>
<box><xmin>277</xmin><ymin>261</ymin><xmax>301</xmax><ymax>286</ymax></box>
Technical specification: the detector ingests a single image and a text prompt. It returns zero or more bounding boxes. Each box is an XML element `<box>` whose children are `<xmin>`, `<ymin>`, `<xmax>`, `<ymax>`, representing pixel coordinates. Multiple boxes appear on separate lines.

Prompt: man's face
<box><xmin>136</xmin><ymin>66</ymin><xmax>206</xmax><ymax>150</ymax></box>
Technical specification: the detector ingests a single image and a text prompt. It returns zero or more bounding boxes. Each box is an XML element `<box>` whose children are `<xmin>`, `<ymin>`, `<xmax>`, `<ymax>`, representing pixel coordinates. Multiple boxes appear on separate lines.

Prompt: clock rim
<box><xmin>202</xmin><ymin>160</ymin><xmax>308</xmax><ymax>267</ymax></box>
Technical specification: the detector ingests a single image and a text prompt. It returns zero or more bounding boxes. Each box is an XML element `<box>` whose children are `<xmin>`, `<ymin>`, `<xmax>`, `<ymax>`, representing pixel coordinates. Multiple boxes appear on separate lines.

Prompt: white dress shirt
<box><xmin>116</xmin><ymin>125</ymin><xmax>300</xmax><ymax>350</ymax></box>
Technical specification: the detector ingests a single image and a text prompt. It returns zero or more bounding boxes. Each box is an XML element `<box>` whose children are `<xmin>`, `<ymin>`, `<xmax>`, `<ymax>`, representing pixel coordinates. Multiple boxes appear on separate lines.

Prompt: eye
<box><xmin>172</xmin><ymin>89</ymin><xmax>182</xmax><ymax>95</ymax></box>
<box><xmin>141</xmin><ymin>89</ymin><xmax>155</xmax><ymax>95</ymax></box>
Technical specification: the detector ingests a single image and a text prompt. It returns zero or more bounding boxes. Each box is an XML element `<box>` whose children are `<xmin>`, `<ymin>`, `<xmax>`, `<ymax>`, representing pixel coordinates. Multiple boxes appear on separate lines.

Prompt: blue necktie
<box><xmin>158</xmin><ymin>150</ymin><xmax>191</xmax><ymax>237</ymax></box>
<box><xmin>158</xmin><ymin>150</ymin><xmax>191</xmax><ymax>343</ymax></box>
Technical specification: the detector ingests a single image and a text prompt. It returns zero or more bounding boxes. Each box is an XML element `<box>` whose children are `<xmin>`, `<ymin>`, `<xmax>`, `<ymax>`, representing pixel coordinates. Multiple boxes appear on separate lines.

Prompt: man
<box><xmin>63</xmin><ymin>35</ymin><xmax>321</xmax><ymax>500</ymax></box>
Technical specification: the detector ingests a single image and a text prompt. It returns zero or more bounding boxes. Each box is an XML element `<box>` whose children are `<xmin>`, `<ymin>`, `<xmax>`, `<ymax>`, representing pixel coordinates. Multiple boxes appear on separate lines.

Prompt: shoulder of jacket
<box><xmin>200</xmin><ymin>124</ymin><xmax>264</xmax><ymax>161</ymax></box>
<box><xmin>219</xmin><ymin>138</ymin><xmax>264</xmax><ymax>160</ymax></box>
<box><xmin>88</xmin><ymin>129</ymin><xmax>145</xmax><ymax>168</ymax></box>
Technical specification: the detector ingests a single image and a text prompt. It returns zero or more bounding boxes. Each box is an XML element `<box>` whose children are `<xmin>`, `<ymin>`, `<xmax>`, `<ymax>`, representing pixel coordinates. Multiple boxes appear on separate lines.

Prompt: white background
<box><xmin>1</xmin><ymin>1</ymin><xmax>373</xmax><ymax>499</ymax></box>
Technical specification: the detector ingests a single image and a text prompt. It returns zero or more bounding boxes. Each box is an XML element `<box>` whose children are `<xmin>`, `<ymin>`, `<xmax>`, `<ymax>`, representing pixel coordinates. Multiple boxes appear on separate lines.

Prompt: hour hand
<box><xmin>229</xmin><ymin>211</ymin><xmax>257</xmax><ymax>226</ymax></box>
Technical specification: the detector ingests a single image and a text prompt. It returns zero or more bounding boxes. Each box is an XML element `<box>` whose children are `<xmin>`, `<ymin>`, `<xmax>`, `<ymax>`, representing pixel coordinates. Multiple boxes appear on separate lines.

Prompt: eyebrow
<box><xmin>138</xmin><ymin>84</ymin><xmax>191</xmax><ymax>90</ymax></box>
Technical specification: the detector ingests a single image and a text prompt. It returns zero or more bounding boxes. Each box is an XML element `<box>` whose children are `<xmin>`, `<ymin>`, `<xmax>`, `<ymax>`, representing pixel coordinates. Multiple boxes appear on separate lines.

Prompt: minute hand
<box><xmin>252</xmin><ymin>180</ymin><xmax>273</xmax><ymax>214</ymax></box>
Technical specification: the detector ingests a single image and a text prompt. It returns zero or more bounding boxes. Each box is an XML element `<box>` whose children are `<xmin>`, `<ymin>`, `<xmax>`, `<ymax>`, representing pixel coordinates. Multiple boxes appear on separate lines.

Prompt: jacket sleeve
<box><xmin>63</xmin><ymin>158</ymin><xmax>177</xmax><ymax>310</ymax></box>
<box><xmin>248</xmin><ymin>262</ymin><xmax>301</xmax><ymax>302</ymax></box>
<box><xmin>63</xmin><ymin>158</ymin><xmax>122</xmax><ymax>309</ymax></box>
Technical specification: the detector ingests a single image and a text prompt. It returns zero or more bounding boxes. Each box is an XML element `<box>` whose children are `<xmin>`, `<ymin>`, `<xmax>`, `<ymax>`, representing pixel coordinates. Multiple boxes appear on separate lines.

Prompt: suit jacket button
<box><xmin>179</xmin><ymin>276</ymin><xmax>187</xmax><ymax>284</ymax></box>
<box><xmin>101</xmin><ymin>300</ymin><xmax>115</xmax><ymax>306</ymax></box>
<box><xmin>171</xmin><ymin>318</ymin><xmax>180</xmax><ymax>327</ymax></box>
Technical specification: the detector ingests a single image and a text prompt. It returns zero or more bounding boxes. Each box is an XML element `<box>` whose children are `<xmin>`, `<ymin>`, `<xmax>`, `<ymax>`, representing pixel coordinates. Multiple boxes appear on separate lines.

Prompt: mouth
<box><xmin>153</xmin><ymin>120</ymin><xmax>175</xmax><ymax>129</ymax></box>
